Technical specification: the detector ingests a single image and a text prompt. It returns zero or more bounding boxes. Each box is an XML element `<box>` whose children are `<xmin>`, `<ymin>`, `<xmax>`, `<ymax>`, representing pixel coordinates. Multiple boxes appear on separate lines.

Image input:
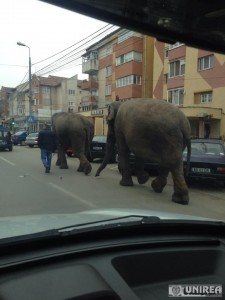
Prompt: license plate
<box><xmin>191</xmin><ymin>167</ymin><xmax>211</xmax><ymax>173</ymax></box>
<box><xmin>93</xmin><ymin>146</ymin><xmax>102</xmax><ymax>150</ymax></box>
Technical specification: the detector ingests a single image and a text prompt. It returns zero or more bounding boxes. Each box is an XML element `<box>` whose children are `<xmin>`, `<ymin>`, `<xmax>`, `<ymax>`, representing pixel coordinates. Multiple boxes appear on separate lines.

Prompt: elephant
<box><xmin>52</xmin><ymin>112</ymin><xmax>94</xmax><ymax>175</ymax></box>
<box><xmin>96</xmin><ymin>98</ymin><xmax>191</xmax><ymax>205</ymax></box>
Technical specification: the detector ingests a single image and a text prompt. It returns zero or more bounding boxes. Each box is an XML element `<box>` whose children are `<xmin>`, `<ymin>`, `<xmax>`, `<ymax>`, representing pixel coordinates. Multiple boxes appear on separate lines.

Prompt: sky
<box><xmin>0</xmin><ymin>0</ymin><xmax>117</xmax><ymax>89</ymax></box>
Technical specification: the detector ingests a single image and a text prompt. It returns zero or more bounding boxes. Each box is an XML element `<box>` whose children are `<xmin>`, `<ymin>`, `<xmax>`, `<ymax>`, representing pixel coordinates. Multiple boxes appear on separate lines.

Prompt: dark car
<box><xmin>12</xmin><ymin>131</ymin><xmax>28</xmax><ymax>146</ymax></box>
<box><xmin>183</xmin><ymin>139</ymin><xmax>225</xmax><ymax>185</ymax></box>
<box><xmin>25</xmin><ymin>132</ymin><xmax>39</xmax><ymax>148</ymax></box>
<box><xmin>89</xmin><ymin>135</ymin><xmax>116</xmax><ymax>162</ymax></box>
<box><xmin>117</xmin><ymin>152</ymin><xmax>159</xmax><ymax>175</ymax></box>
<box><xmin>0</xmin><ymin>127</ymin><xmax>13</xmax><ymax>152</ymax></box>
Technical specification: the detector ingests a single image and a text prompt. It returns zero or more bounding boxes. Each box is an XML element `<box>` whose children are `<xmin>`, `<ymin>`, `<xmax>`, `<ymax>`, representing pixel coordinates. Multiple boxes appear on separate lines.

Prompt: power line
<box><xmin>35</xmin><ymin>25</ymin><xmax>118</xmax><ymax>76</ymax></box>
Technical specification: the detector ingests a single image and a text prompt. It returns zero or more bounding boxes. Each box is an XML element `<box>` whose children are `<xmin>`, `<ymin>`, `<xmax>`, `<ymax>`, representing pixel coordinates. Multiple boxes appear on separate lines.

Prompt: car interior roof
<box><xmin>40</xmin><ymin>0</ymin><xmax>225</xmax><ymax>54</ymax></box>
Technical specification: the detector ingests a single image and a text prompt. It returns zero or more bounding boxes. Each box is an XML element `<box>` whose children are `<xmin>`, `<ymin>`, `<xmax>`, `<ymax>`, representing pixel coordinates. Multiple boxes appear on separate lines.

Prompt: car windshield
<box><xmin>28</xmin><ymin>133</ymin><xmax>38</xmax><ymax>137</ymax></box>
<box><xmin>0</xmin><ymin>0</ymin><xmax>225</xmax><ymax>242</ymax></box>
<box><xmin>92</xmin><ymin>136</ymin><xmax>107</xmax><ymax>142</ymax></box>
<box><xmin>184</xmin><ymin>142</ymin><xmax>225</xmax><ymax>156</ymax></box>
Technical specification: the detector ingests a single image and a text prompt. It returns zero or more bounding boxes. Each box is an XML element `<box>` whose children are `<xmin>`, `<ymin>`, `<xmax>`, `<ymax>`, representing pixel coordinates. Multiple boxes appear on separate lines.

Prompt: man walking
<box><xmin>38</xmin><ymin>123</ymin><xmax>57</xmax><ymax>173</ymax></box>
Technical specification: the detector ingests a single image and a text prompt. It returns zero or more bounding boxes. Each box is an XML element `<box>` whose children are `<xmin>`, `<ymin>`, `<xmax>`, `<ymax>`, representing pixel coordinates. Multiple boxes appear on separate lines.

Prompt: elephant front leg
<box><xmin>134</xmin><ymin>157</ymin><xmax>150</xmax><ymax>184</ymax></box>
<box><xmin>57</xmin><ymin>146</ymin><xmax>68</xmax><ymax>169</ymax></box>
<box><xmin>151</xmin><ymin>167</ymin><xmax>168</xmax><ymax>193</ymax></box>
<box><xmin>119</xmin><ymin>155</ymin><xmax>133</xmax><ymax>186</ymax></box>
<box><xmin>171</xmin><ymin>164</ymin><xmax>189</xmax><ymax>205</ymax></box>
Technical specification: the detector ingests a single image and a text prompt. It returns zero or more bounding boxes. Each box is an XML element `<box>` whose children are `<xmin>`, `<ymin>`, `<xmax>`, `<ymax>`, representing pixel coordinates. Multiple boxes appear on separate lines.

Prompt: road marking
<box><xmin>48</xmin><ymin>182</ymin><xmax>95</xmax><ymax>208</ymax></box>
<box><xmin>0</xmin><ymin>156</ymin><xmax>15</xmax><ymax>166</ymax></box>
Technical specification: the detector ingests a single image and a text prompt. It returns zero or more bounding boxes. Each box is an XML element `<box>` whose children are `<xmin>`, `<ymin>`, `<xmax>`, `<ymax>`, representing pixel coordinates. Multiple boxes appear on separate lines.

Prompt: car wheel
<box><xmin>8</xmin><ymin>146</ymin><xmax>13</xmax><ymax>151</ymax></box>
<box><xmin>67</xmin><ymin>152</ymin><xmax>72</xmax><ymax>157</ymax></box>
<box><xmin>21</xmin><ymin>141</ymin><xmax>25</xmax><ymax>146</ymax></box>
<box><xmin>29</xmin><ymin>145</ymin><xmax>34</xmax><ymax>148</ymax></box>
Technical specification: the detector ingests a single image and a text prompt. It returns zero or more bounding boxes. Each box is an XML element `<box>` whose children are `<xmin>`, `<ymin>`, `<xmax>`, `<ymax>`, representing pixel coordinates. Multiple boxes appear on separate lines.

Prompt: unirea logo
<box><xmin>168</xmin><ymin>284</ymin><xmax>222</xmax><ymax>297</ymax></box>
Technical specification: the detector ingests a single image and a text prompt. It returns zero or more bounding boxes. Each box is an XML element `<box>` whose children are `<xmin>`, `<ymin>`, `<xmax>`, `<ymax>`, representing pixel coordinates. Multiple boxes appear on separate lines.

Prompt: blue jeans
<box><xmin>41</xmin><ymin>149</ymin><xmax>52</xmax><ymax>169</ymax></box>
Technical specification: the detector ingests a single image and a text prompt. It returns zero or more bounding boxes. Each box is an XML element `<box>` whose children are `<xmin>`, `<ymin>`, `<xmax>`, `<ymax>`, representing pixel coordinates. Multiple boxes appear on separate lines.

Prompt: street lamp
<box><xmin>17</xmin><ymin>41</ymin><xmax>32</xmax><ymax>117</ymax></box>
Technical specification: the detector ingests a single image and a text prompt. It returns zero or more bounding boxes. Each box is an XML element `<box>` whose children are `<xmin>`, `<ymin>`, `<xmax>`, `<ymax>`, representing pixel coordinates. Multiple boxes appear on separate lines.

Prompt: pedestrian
<box><xmin>38</xmin><ymin>123</ymin><xmax>57</xmax><ymax>173</ymax></box>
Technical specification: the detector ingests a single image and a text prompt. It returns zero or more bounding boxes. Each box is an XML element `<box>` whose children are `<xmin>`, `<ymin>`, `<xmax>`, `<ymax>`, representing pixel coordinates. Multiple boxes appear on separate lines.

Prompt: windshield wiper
<box><xmin>57</xmin><ymin>215</ymin><xmax>161</xmax><ymax>233</ymax></box>
<box><xmin>0</xmin><ymin>216</ymin><xmax>224</xmax><ymax>246</ymax></box>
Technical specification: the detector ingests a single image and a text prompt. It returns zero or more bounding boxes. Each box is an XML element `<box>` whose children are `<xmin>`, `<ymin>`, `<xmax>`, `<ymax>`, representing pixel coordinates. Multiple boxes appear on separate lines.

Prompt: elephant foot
<box><xmin>120</xmin><ymin>174</ymin><xmax>134</xmax><ymax>186</ymax></box>
<box><xmin>172</xmin><ymin>193</ymin><xmax>189</xmax><ymax>205</ymax></box>
<box><xmin>137</xmin><ymin>171</ymin><xmax>150</xmax><ymax>185</ymax></box>
<box><xmin>151</xmin><ymin>177</ymin><xmax>167</xmax><ymax>193</ymax></box>
<box><xmin>77</xmin><ymin>166</ymin><xmax>83</xmax><ymax>172</ymax></box>
<box><xmin>60</xmin><ymin>165</ymin><xmax>69</xmax><ymax>169</ymax></box>
<box><xmin>84</xmin><ymin>163</ymin><xmax>92</xmax><ymax>175</ymax></box>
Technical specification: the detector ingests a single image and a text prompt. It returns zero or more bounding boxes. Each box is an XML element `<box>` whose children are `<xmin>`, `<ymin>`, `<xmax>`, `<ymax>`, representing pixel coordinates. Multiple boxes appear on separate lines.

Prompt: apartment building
<box><xmin>1</xmin><ymin>74</ymin><xmax>89</xmax><ymax>132</ymax></box>
<box><xmin>81</xmin><ymin>28</ymin><xmax>155</xmax><ymax>135</ymax></box>
<box><xmin>81</xmin><ymin>28</ymin><xmax>225</xmax><ymax>138</ymax></box>
<box><xmin>153</xmin><ymin>41</ymin><xmax>225</xmax><ymax>139</ymax></box>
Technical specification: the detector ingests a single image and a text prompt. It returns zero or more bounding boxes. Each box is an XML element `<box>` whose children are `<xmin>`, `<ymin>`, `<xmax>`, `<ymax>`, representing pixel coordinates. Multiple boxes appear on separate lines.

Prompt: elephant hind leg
<box><xmin>171</xmin><ymin>165</ymin><xmax>189</xmax><ymax>205</ymax></box>
<box><xmin>120</xmin><ymin>170</ymin><xmax>134</xmax><ymax>186</ymax></box>
<box><xmin>134</xmin><ymin>157</ymin><xmax>150</xmax><ymax>184</ymax></box>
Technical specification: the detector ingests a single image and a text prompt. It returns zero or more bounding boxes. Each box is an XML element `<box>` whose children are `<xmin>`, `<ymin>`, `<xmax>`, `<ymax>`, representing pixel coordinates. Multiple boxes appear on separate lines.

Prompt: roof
<box><xmin>34</xmin><ymin>75</ymin><xmax>67</xmax><ymax>87</ymax></box>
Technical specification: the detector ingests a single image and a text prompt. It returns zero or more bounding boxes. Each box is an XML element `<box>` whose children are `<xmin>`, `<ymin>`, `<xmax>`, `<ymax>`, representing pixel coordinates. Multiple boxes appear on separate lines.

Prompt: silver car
<box><xmin>25</xmin><ymin>132</ymin><xmax>39</xmax><ymax>148</ymax></box>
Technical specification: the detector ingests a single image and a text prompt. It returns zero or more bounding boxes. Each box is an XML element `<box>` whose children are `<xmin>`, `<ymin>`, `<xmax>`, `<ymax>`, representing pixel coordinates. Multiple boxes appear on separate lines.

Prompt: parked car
<box><xmin>12</xmin><ymin>131</ymin><xmax>28</xmax><ymax>146</ymax></box>
<box><xmin>117</xmin><ymin>152</ymin><xmax>159</xmax><ymax>175</ymax></box>
<box><xmin>89</xmin><ymin>135</ymin><xmax>117</xmax><ymax>162</ymax></box>
<box><xmin>0</xmin><ymin>126</ymin><xmax>13</xmax><ymax>152</ymax></box>
<box><xmin>25</xmin><ymin>132</ymin><xmax>39</xmax><ymax>148</ymax></box>
<box><xmin>183</xmin><ymin>139</ymin><xmax>225</xmax><ymax>185</ymax></box>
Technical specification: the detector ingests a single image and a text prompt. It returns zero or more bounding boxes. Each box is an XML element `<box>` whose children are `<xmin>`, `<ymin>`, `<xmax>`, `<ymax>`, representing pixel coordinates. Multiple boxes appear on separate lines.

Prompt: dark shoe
<box><xmin>45</xmin><ymin>167</ymin><xmax>50</xmax><ymax>173</ymax></box>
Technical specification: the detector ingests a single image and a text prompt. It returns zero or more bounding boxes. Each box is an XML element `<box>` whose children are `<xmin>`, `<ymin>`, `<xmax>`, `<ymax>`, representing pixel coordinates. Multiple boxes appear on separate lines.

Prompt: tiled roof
<box><xmin>35</xmin><ymin>75</ymin><xmax>67</xmax><ymax>87</ymax></box>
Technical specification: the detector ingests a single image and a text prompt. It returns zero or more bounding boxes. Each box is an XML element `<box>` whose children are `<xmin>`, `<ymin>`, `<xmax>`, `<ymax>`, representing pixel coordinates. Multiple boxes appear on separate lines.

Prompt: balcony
<box><xmin>81</xmin><ymin>95</ymin><xmax>98</xmax><ymax>108</ymax></box>
<box><xmin>82</xmin><ymin>59</ymin><xmax>99</xmax><ymax>74</ymax></box>
<box><xmin>81</xmin><ymin>79</ymin><xmax>99</xmax><ymax>90</ymax></box>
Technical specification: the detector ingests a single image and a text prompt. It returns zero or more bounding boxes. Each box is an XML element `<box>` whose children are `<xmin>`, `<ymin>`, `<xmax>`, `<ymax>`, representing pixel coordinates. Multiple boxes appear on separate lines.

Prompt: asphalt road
<box><xmin>0</xmin><ymin>145</ymin><xmax>225</xmax><ymax>220</ymax></box>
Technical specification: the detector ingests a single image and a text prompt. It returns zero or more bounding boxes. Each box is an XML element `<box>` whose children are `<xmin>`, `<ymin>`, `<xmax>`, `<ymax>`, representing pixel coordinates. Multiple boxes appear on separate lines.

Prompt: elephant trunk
<box><xmin>95</xmin><ymin>135</ymin><xmax>116</xmax><ymax>176</ymax></box>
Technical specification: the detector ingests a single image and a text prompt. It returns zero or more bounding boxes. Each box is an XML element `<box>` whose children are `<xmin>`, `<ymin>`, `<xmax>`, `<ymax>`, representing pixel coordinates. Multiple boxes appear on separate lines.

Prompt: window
<box><xmin>168</xmin><ymin>88</ymin><xmax>184</xmax><ymax>105</ymax></box>
<box><xmin>169</xmin><ymin>60</ymin><xmax>185</xmax><ymax>77</ymax></box>
<box><xmin>116</xmin><ymin>51</ymin><xmax>142</xmax><ymax>66</ymax></box>
<box><xmin>198</xmin><ymin>55</ymin><xmax>214</xmax><ymax>70</ymax></box>
<box><xmin>68</xmin><ymin>101</ymin><xmax>75</xmax><ymax>106</ymax></box>
<box><xmin>118</xmin><ymin>30</ymin><xmax>133</xmax><ymax>43</ymax></box>
<box><xmin>116</xmin><ymin>75</ymin><xmax>141</xmax><ymax>88</ymax></box>
<box><xmin>42</xmin><ymin>86</ymin><xmax>50</xmax><ymax>94</ymax></box>
<box><xmin>105</xmin><ymin>45</ymin><xmax>112</xmax><ymax>56</ymax></box>
<box><xmin>168</xmin><ymin>42</ymin><xmax>184</xmax><ymax>50</ymax></box>
<box><xmin>105</xmin><ymin>84</ymin><xmax>111</xmax><ymax>96</ymax></box>
<box><xmin>194</xmin><ymin>91</ymin><xmax>213</xmax><ymax>104</ymax></box>
<box><xmin>68</xmin><ymin>89</ymin><xmax>75</xmax><ymax>95</ymax></box>
<box><xmin>33</xmin><ymin>99</ymin><xmax>39</xmax><ymax>105</ymax></box>
<box><xmin>106</xmin><ymin>66</ymin><xmax>112</xmax><ymax>77</ymax></box>
<box><xmin>200</xmin><ymin>92</ymin><xmax>212</xmax><ymax>103</ymax></box>
<box><xmin>17</xmin><ymin>107</ymin><xmax>25</xmax><ymax>115</ymax></box>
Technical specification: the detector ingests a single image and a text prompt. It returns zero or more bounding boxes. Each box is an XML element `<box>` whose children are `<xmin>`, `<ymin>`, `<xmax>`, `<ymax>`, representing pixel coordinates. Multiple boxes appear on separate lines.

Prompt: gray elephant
<box><xmin>52</xmin><ymin>112</ymin><xmax>94</xmax><ymax>175</ymax></box>
<box><xmin>96</xmin><ymin>98</ymin><xmax>191</xmax><ymax>204</ymax></box>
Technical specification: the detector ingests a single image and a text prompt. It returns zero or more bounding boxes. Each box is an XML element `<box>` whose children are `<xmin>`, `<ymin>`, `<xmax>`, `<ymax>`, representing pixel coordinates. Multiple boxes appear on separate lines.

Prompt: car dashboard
<box><xmin>0</xmin><ymin>222</ymin><xmax>224</xmax><ymax>300</ymax></box>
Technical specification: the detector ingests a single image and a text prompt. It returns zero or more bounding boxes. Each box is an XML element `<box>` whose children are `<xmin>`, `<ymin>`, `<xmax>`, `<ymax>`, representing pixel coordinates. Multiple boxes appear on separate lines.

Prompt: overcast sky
<box><xmin>0</xmin><ymin>0</ymin><xmax>115</xmax><ymax>89</ymax></box>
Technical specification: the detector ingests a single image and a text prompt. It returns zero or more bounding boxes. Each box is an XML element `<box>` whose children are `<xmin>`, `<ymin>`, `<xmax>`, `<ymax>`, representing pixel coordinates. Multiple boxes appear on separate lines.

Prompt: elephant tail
<box><xmin>185</xmin><ymin>138</ymin><xmax>191</xmax><ymax>177</ymax></box>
